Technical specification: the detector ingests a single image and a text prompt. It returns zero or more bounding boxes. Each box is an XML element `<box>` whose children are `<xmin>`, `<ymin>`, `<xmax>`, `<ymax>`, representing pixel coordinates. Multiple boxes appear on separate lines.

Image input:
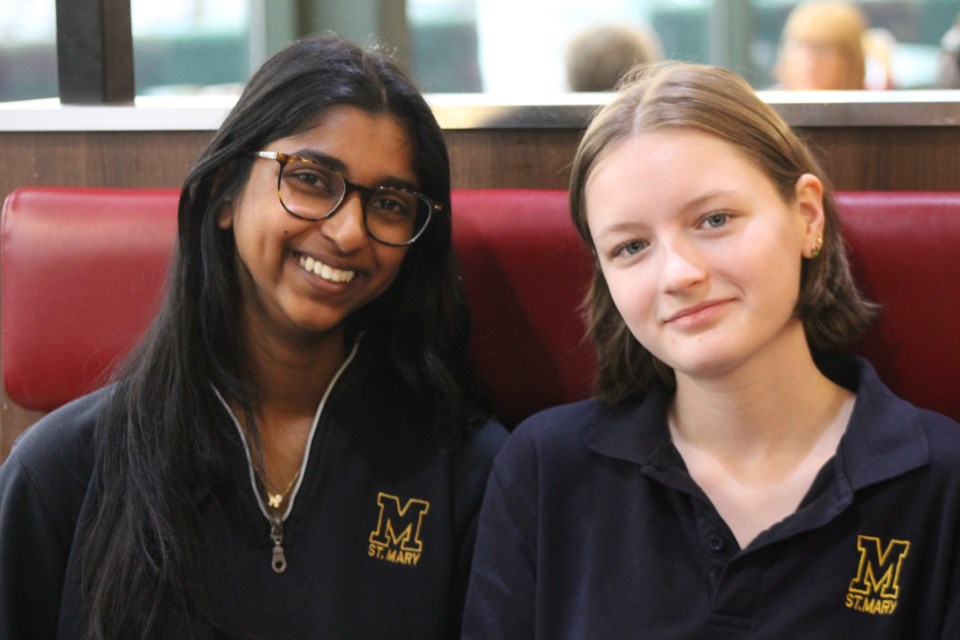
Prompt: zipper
<box><xmin>216</xmin><ymin>337</ymin><xmax>362</xmax><ymax>574</ymax></box>
<box><xmin>270</xmin><ymin>516</ymin><xmax>287</xmax><ymax>573</ymax></box>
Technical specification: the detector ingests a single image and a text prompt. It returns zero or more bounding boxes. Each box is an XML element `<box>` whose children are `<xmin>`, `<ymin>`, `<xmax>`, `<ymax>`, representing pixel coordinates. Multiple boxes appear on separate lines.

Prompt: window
<box><xmin>0</xmin><ymin>0</ymin><xmax>954</xmax><ymax>102</ymax></box>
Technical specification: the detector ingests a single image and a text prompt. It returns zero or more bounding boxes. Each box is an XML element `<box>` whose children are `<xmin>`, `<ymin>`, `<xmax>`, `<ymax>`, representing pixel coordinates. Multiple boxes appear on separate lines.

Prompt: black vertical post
<box><xmin>55</xmin><ymin>0</ymin><xmax>135</xmax><ymax>104</ymax></box>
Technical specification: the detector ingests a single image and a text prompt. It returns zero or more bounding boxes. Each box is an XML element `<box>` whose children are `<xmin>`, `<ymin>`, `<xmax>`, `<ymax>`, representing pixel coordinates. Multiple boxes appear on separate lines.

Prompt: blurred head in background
<box><xmin>774</xmin><ymin>1</ymin><xmax>867</xmax><ymax>90</ymax></box>
<box><xmin>566</xmin><ymin>24</ymin><xmax>663</xmax><ymax>92</ymax></box>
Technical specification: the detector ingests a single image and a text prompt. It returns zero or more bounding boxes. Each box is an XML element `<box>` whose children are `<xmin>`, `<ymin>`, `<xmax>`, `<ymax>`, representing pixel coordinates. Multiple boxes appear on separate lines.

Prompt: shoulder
<box><xmin>457</xmin><ymin>416</ymin><xmax>509</xmax><ymax>466</ymax></box>
<box><xmin>848</xmin><ymin>353</ymin><xmax>960</xmax><ymax>446</ymax></box>
<box><xmin>843</xmin><ymin>355</ymin><xmax>960</xmax><ymax>482</ymax></box>
<box><xmin>490</xmin><ymin>393</ymin><xmax>667</xmax><ymax>494</ymax></box>
<box><xmin>2</xmin><ymin>387</ymin><xmax>111</xmax><ymax>500</ymax></box>
<box><xmin>509</xmin><ymin>394</ymin><xmax>657</xmax><ymax>457</ymax></box>
<box><xmin>494</xmin><ymin>398</ymin><xmax>613</xmax><ymax>471</ymax></box>
<box><xmin>0</xmin><ymin>387</ymin><xmax>111</xmax><ymax>550</ymax></box>
<box><xmin>448</xmin><ymin>416</ymin><xmax>509</xmax><ymax>491</ymax></box>
<box><xmin>511</xmin><ymin>398</ymin><xmax>608</xmax><ymax>442</ymax></box>
<box><xmin>915</xmin><ymin>407</ymin><xmax>960</xmax><ymax>464</ymax></box>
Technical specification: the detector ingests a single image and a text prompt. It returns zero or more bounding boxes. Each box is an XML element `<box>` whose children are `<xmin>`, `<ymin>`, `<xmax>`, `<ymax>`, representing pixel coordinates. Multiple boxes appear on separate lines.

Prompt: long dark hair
<box><xmin>569</xmin><ymin>61</ymin><xmax>878</xmax><ymax>404</ymax></box>
<box><xmin>80</xmin><ymin>33</ymin><xmax>487</xmax><ymax>639</ymax></box>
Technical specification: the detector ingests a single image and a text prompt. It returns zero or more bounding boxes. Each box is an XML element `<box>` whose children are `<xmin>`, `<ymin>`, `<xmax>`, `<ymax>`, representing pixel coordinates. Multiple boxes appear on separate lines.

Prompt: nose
<box><xmin>320</xmin><ymin>192</ymin><xmax>368</xmax><ymax>252</ymax></box>
<box><xmin>659</xmin><ymin>238</ymin><xmax>708</xmax><ymax>294</ymax></box>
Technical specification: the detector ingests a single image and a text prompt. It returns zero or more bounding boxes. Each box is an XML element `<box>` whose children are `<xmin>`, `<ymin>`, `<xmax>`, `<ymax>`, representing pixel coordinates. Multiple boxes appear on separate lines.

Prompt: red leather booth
<box><xmin>2</xmin><ymin>188</ymin><xmax>959</xmax><ymax>445</ymax></box>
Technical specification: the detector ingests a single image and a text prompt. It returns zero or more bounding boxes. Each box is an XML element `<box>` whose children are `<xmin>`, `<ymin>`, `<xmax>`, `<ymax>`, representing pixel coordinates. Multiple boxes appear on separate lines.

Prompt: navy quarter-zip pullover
<box><xmin>0</xmin><ymin>337</ymin><xmax>506</xmax><ymax>639</ymax></box>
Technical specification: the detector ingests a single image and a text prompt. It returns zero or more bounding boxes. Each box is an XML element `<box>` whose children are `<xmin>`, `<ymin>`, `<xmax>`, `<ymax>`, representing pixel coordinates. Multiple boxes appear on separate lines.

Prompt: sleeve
<box><xmin>0</xmin><ymin>451</ymin><xmax>74</xmax><ymax>640</ymax></box>
<box><xmin>461</xmin><ymin>432</ymin><xmax>539</xmax><ymax>640</ymax></box>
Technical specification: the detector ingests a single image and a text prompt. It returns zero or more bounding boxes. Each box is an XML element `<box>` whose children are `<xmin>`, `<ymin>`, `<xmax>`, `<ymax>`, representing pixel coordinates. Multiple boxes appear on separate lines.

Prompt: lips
<box><xmin>296</xmin><ymin>254</ymin><xmax>357</xmax><ymax>283</ymax></box>
<box><xmin>664</xmin><ymin>299</ymin><xmax>731</xmax><ymax>325</ymax></box>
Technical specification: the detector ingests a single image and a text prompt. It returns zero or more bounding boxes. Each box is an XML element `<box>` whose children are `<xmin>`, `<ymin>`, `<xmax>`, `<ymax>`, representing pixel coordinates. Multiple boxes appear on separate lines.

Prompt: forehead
<box><xmin>588</xmin><ymin>128</ymin><xmax>756</xmax><ymax>189</ymax></box>
<box><xmin>276</xmin><ymin>106</ymin><xmax>417</xmax><ymax>181</ymax></box>
<box><xmin>583</xmin><ymin>128</ymin><xmax>782</xmax><ymax>225</ymax></box>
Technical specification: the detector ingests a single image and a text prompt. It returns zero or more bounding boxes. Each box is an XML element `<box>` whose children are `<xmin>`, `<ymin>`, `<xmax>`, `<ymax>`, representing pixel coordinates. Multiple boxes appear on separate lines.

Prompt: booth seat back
<box><xmin>2</xmin><ymin>187</ymin><xmax>959</xmax><ymax>428</ymax></box>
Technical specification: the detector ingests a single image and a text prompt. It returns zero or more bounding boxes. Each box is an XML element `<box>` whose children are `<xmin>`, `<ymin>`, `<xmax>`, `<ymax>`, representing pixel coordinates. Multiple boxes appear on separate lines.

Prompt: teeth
<box><xmin>298</xmin><ymin>255</ymin><xmax>356</xmax><ymax>283</ymax></box>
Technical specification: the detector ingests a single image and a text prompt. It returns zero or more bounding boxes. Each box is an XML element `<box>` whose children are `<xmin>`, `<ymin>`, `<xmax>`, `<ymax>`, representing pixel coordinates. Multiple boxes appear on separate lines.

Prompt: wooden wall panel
<box><xmin>446</xmin><ymin>129</ymin><xmax>584</xmax><ymax>190</ymax></box>
<box><xmin>802</xmin><ymin>127</ymin><xmax>960</xmax><ymax>191</ymax></box>
<box><xmin>445</xmin><ymin>127</ymin><xmax>960</xmax><ymax>192</ymax></box>
<box><xmin>0</xmin><ymin>131</ymin><xmax>212</xmax><ymax>200</ymax></box>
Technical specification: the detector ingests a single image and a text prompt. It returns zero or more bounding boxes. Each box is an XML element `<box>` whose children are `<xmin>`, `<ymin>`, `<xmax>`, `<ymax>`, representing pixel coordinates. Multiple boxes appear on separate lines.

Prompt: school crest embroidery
<box><xmin>845</xmin><ymin>534</ymin><xmax>910</xmax><ymax>615</ymax></box>
<box><xmin>368</xmin><ymin>491</ymin><xmax>430</xmax><ymax>567</ymax></box>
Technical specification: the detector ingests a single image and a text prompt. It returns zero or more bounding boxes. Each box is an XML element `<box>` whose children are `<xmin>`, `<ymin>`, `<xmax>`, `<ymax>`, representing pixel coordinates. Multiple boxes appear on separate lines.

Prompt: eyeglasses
<box><xmin>254</xmin><ymin>151</ymin><xmax>443</xmax><ymax>246</ymax></box>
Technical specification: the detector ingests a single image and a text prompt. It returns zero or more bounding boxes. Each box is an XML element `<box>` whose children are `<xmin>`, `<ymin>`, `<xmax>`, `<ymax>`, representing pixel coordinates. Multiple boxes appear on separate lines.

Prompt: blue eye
<box><xmin>703</xmin><ymin>213</ymin><xmax>730</xmax><ymax>229</ymax></box>
<box><xmin>616</xmin><ymin>240</ymin><xmax>647</xmax><ymax>257</ymax></box>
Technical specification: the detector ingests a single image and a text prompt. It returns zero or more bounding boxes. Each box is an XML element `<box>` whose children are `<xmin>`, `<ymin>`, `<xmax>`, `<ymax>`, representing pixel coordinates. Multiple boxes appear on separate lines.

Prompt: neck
<box><xmin>241</xmin><ymin>319</ymin><xmax>350</xmax><ymax>419</ymax></box>
<box><xmin>235</xmin><ymin>315</ymin><xmax>353</xmax><ymax>491</ymax></box>
<box><xmin>670</xmin><ymin>331</ymin><xmax>852</xmax><ymax>473</ymax></box>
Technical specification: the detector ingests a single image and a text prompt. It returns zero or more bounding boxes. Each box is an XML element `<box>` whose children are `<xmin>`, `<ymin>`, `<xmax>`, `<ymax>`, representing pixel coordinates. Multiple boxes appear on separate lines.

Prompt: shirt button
<box><xmin>706</xmin><ymin>534</ymin><xmax>725</xmax><ymax>552</ymax></box>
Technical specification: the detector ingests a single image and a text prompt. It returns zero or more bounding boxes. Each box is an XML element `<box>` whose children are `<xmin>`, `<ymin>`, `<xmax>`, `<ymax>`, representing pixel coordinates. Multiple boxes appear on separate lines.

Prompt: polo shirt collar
<box><xmin>582</xmin><ymin>354</ymin><xmax>931</xmax><ymax>492</ymax></box>
<box><xmin>835</xmin><ymin>356</ymin><xmax>930</xmax><ymax>490</ymax></box>
<box><xmin>583</xmin><ymin>386</ymin><xmax>672</xmax><ymax>466</ymax></box>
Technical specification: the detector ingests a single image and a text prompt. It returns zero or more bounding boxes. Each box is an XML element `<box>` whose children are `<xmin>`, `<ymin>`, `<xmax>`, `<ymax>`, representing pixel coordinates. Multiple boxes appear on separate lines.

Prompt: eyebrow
<box><xmin>591</xmin><ymin>189</ymin><xmax>740</xmax><ymax>240</ymax></box>
<box><xmin>680</xmin><ymin>190</ymin><xmax>737</xmax><ymax>212</ymax></box>
<box><xmin>290</xmin><ymin>147</ymin><xmax>421</xmax><ymax>193</ymax></box>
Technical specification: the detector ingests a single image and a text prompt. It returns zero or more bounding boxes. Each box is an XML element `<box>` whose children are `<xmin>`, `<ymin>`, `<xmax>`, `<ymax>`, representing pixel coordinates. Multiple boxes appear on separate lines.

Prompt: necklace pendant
<box><xmin>268</xmin><ymin>493</ymin><xmax>283</xmax><ymax>509</ymax></box>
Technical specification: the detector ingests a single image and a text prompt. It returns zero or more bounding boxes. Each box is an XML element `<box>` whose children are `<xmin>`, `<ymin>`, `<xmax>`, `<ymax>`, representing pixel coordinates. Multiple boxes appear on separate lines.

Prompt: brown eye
<box><xmin>284</xmin><ymin>163</ymin><xmax>337</xmax><ymax>195</ymax></box>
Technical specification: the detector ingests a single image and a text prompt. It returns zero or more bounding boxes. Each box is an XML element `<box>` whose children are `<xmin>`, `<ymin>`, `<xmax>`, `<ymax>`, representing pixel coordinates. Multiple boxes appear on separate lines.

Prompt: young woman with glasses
<box><xmin>463</xmin><ymin>61</ymin><xmax>960</xmax><ymax>639</ymax></box>
<box><xmin>0</xmin><ymin>33</ymin><xmax>505</xmax><ymax>639</ymax></box>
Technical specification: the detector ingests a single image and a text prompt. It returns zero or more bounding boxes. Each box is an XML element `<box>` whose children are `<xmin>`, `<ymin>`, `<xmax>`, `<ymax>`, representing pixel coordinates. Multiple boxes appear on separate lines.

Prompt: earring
<box><xmin>811</xmin><ymin>234</ymin><xmax>823</xmax><ymax>259</ymax></box>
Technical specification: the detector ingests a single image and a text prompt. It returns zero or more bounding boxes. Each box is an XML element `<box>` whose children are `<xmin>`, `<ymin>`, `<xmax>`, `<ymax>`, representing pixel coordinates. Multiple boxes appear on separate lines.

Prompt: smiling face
<box><xmin>585</xmin><ymin>128</ymin><xmax>825</xmax><ymax>385</ymax></box>
<box><xmin>219</xmin><ymin>106</ymin><xmax>414</xmax><ymax>346</ymax></box>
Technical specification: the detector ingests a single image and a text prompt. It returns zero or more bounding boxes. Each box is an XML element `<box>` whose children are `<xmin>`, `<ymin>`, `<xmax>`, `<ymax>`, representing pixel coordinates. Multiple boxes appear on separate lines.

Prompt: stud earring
<box><xmin>811</xmin><ymin>234</ymin><xmax>823</xmax><ymax>259</ymax></box>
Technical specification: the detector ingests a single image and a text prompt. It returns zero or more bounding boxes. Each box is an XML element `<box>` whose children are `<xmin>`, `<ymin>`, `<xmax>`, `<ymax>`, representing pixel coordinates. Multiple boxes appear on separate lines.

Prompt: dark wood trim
<box><xmin>55</xmin><ymin>0</ymin><xmax>134</xmax><ymax>104</ymax></box>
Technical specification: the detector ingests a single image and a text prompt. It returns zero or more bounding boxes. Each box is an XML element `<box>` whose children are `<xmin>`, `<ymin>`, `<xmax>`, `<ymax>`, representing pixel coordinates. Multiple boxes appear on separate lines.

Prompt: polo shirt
<box><xmin>463</xmin><ymin>355</ymin><xmax>960</xmax><ymax>639</ymax></box>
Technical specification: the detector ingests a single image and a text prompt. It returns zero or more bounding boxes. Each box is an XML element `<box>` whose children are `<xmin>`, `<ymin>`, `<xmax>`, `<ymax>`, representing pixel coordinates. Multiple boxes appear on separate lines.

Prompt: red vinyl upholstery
<box><xmin>2</xmin><ymin>188</ymin><xmax>178</xmax><ymax>412</ymax></box>
<box><xmin>835</xmin><ymin>191</ymin><xmax>960</xmax><ymax>422</ymax></box>
<box><xmin>2</xmin><ymin>187</ymin><xmax>959</xmax><ymax>426</ymax></box>
<box><xmin>451</xmin><ymin>190</ymin><xmax>594</xmax><ymax>425</ymax></box>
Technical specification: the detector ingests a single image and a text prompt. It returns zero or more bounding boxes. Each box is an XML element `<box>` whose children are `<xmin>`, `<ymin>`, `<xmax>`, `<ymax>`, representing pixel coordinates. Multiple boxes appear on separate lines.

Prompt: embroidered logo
<box><xmin>845</xmin><ymin>534</ymin><xmax>910</xmax><ymax>615</ymax></box>
<box><xmin>368</xmin><ymin>491</ymin><xmax>430</xmax><ymax>567</ymax></box>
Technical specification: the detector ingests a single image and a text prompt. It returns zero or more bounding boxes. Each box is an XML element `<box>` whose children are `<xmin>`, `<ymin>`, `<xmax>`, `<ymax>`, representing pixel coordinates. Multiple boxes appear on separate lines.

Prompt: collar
<box><xmin>583</xmin><ymin>354</ymin><xmax>931</xmax><ymax>491</ymax></box>
<box><xmin>833</xmin><ymin>355</ymin><xmax>929</xmax><ymax>490</ymax></box>
<box><xmin>212</xmin><ymin>335</ymin><xmax>364</xmax><ymax>521</ymax></box>
<box><xmin>583</xmin><ymin>387</ymin><xmax>671</xmax><ymax>466</ymax></box>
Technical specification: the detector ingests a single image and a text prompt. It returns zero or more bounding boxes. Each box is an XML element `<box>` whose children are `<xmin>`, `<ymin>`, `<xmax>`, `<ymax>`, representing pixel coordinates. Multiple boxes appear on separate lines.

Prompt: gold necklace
<box><xmin>262</xmin><ymin>467</ymin><xmax>301</xmax><ymax>510</ymax></box>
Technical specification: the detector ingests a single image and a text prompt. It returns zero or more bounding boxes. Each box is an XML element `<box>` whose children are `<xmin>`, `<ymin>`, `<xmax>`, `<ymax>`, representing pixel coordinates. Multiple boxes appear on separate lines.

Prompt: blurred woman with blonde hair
<box><xmin>774</xmin><ymin>1</ymin><xmax>867</xmax><ymax>90</ymax></box>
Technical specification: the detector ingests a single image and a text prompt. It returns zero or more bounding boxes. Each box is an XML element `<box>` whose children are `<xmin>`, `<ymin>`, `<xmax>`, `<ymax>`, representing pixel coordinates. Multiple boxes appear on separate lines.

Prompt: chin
<box><xmin>658</xmin><ymin>348</ymin><xmax>745</xmax><ymax>383</ymax></box>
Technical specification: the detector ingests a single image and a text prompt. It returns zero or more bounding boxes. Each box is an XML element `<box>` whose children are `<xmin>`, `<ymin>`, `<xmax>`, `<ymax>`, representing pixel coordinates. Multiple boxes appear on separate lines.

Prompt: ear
<box><xmin>794</xmin><ymin>173</ymin><xmax>825</xmax><ymax>258</ymax></box>
<box><xmin>217</xmin><ymin>199</ymin><xmax>235</xmax><ymax>231</ymax></box>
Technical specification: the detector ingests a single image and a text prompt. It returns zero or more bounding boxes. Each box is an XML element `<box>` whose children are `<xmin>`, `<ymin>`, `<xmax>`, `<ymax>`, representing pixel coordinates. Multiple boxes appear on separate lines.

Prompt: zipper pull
<box><xmin>270</xmin><ymin>519</ymin><xmax>288</xmax><ymax>573</ymax></box>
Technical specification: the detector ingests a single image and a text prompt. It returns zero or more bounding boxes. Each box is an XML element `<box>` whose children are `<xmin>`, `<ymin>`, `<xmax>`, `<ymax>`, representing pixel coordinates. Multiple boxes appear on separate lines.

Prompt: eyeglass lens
<box><xmin>278</xmin><ymin>158</ymin><xmax>431</xmax><ymax>245</ymax></box>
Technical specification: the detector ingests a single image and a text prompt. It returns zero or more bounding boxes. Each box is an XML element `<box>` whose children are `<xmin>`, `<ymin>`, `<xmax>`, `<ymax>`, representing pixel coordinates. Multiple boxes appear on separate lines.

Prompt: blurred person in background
<box><xmin>566</xmin><ymin>23</ymin><xmax>663</xmax><ymax>92</ymax></box>
<box><xmin>937</xmin><ymin>13</ymin><xmax>960</xmax><ymax>89</ymax></box>
<box><xmin>773</xmin><ymin>1</ymin><xmax>867</xmax><ymax>90</ymax></box>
